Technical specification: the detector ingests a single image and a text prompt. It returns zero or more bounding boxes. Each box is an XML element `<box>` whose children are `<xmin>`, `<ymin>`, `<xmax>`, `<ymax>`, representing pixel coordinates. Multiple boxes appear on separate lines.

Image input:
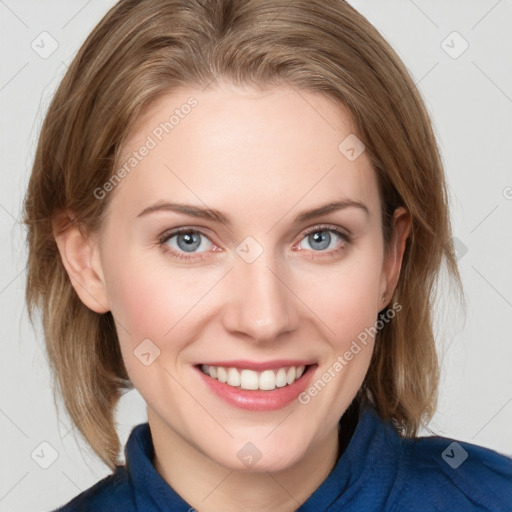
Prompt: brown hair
<box><xmin>23</xmin><ymin>0</ymin><xmax>462</xmax><ymax>469</ymax></box>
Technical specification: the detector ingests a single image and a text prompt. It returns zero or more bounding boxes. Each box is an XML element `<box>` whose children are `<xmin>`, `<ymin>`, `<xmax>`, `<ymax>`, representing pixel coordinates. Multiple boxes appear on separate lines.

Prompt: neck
<box><xmin>148</xmin><ymin>412</ymin><xmax>349</xmax><ymax>512</ymax></box>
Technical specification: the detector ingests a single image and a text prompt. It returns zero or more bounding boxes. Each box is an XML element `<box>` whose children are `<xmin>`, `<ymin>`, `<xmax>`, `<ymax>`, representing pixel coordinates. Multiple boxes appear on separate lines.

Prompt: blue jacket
<box><xmin>53</xmin><ymin>406</ymin><xmax>512</xmax><ymax>511</ymax></box>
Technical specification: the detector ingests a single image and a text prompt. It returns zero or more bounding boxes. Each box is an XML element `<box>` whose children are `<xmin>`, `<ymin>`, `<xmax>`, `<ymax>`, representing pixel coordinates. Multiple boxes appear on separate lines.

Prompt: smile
<box><xmin>194</xmin><ymin>362</ymin><xmax>317</xmax><ymax>411</ymax></box>
<box><xmin>200</xmin><ymin>364</ymin><xmax>307</xmax><ymax>391</ymax></box>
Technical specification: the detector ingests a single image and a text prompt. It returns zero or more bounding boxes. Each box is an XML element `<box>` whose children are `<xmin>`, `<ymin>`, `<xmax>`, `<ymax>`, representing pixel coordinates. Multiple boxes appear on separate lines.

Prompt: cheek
<box><xmin>103</xmin><ymin>246</ymin><xmax>227</xmax><ymax>354</ymax></box>
<box><xmin>296</xmin><ymin>250</ymin><xmax>383</xmax><ymax>337</ymax></box>
<box><xmin>105</xmin><ymin>264</ymin><xmax>202</xmax><ymax>388</ymax></box>
<box><xmin>103</xmin><ymin>225</ymin><xmax>383</xmax><ymax>353</ymax></box>
<box><xmin>106</xmin><ymin>266</ymin><xmax>196</xmax><ymax>337</ymax></box>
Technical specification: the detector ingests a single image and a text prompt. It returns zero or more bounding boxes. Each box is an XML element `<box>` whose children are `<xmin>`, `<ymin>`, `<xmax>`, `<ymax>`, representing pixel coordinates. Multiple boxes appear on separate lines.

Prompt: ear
<box><xmin>379</xmin><ymin>206</ymin><xmax>411</xmax><ymax>308</ymax></box>
<box><xmin>52</xmin><ymin>209</ymin><xmax>110</xmax><ymax>313</ymax></box>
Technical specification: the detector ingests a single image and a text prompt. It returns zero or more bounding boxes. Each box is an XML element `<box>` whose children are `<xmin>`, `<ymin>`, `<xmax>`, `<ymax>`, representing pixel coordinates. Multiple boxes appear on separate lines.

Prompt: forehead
<box><xmin>107</xmin><ymin>83</ymin><xmax>379</xmax><ymax>223</ymax></box>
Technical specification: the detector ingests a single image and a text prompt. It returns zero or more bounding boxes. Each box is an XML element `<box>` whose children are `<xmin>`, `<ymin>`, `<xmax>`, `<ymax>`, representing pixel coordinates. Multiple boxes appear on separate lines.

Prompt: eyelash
<box><xmin>157</xmin><ymin>224</ymin><xmax>351</xmax><ymax>262</ymax></box>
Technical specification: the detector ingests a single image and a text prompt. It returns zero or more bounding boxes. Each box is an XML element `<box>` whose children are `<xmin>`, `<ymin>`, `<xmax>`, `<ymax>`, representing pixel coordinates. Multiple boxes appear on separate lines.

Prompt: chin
<box><xmin>202</xmin><ymin>435</ymin><xmax>311</xmax><ymax>474</ymax></box>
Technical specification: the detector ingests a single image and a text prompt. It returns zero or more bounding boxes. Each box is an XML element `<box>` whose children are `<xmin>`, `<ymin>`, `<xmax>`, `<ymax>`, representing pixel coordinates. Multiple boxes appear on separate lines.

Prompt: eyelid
<box><xmin>159</xmin><ymin>227</ymin><xmax>219</xmax><ymax>249</ymax></box>
<box><xmin>159</xmin><ymin>223</ymin><xmax>350</xmax><ymax>244</ymax></box>
<box><xmin>158</xmin><ymin>223</ymin><xmax>351</xmax><ymax>261</ymax></box>
<box><xmin>299</xmin><ymin>223</ymin><xmax>351</xmax><ymax>239</ymax></box>
<box><xmin>158</xmin><ymin>225</ymin><xmax>215</xmax><ymax>243</ymax></box>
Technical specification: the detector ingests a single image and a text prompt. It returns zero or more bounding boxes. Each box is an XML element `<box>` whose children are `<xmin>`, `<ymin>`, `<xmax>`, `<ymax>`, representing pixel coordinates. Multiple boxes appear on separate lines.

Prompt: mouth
<box><xmin>194</xmin><ymin>361</ymin><xmax>318</xmax><ymax>411</ymax></box>
<box><xmin>196</xmin><ymin>363</ymin><xmax>315</xmax><ymax>391</ymax></box>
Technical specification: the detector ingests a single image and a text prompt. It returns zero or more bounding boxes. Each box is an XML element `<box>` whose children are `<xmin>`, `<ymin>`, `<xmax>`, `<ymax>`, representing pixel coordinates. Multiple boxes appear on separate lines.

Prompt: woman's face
<box><xmin>74</xmin><ymin>82</ymin><xmax>409</xmax><ymax>472</ymax></box>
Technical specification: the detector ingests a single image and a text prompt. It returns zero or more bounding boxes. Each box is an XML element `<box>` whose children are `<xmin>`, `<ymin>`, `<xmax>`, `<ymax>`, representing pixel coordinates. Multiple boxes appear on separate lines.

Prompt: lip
<box><xmin>194</xmin><ymin>363</ymin><xmax>318</xmax><ymax>411</ymax></box>
<box><xmin>197</xmin><ymin>359</ymin><xmax>316</xmax><ymax>371</ymax></box>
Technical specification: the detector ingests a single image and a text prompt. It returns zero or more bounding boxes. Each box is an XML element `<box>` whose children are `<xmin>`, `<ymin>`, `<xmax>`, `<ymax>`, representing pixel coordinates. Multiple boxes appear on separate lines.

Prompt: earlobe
<box><xmin>380</xmin><ymin>207</ymin><xmax>411</xmax><ymax>305</ymax></box>
<box><xmin>52</xmin><ymin>209</ymin><xmax>110</xmax><ymax>314</ymax></box>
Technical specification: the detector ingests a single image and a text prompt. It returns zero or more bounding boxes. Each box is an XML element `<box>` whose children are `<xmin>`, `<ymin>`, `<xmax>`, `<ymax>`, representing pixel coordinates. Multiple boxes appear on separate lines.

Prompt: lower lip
<box><xmin>195</xmin><ymin>364</ymin><xmax>317</xmax><ymax>411</ymax></box>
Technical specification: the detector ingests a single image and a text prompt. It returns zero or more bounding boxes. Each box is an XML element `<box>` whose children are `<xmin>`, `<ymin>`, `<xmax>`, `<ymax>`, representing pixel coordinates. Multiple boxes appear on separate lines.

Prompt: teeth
<box><xmin>217</xmin><ymin>366</ymin><xmax>227</xmax><ymax>383</ymax></box>
<box><xmin>227</xmin><ymin>367</ymin><xmax>241</xmax><ymax>387</ymax></box>
<box><xmin>275</xmin><ymin>368</ymin><xmax>287</xmax><ymax>388</ymax></box>
<box><xmin>259</xmin><ymin>370</ymin><xmax>276</xmax><ymax>390</ymax></box>
<box><xmin>240</xmin><ymin>369</ymin><xmax>259</xmax><ymax>390</ymax></box>
<box><xmin>200</xmin><ymin>364</ymin><xmax>308</xmax><ymax>390</ymax></box>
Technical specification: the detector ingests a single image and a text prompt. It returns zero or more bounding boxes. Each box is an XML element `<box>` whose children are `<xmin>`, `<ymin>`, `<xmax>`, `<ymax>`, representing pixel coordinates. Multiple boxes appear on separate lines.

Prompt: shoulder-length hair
<box><xmin>23</xmin><ymin>0</ymin><xmax>462</xmax><ymax>469</ymax></box>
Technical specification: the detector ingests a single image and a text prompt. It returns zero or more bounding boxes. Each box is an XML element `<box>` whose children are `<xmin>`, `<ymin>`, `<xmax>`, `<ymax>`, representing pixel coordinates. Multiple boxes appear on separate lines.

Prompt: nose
<box><xmin>221</xmin><ymin>251</ymin><xmax>299</xmax><ymax>343</ymax></box>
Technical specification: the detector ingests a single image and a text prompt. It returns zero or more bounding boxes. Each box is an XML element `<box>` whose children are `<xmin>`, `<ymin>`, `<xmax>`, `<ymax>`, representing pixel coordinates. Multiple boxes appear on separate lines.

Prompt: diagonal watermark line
<box><xmin>408</xmin><ymin>0</ymin><xmax>439</xmax><ymax>29</ymax></box>
<box><xmin>61</xmin><ymin>383</ymin><xmax>133</xmax><ymax>439</ymax></box>
<box><xmin>471</xmin><ymin>0</ymin><xmax>503</xmax><ymax>30</ymax></box>
<box><xmin>0</xmin><ymin>472</ymin><xmax>29</xmax><ymax>502</ymax></box>
<box><xmin>163</xmin><ymin>268</ymin><xmax>233</xmax><ymax>336</ymax></box>
<box><xmin>266</xmin><ymin>164</ymin><xmax>336</xmax><ymax>234</ymax></box>
<box><xmin>265</xmin><ymin>472</ymin><xmax>301</xmax><ymax>506</ymax></box>
<box><xmin>471</xmin><ymin>265</ymin><xmax>512</xmax><ymax>308</ymax></box>
<box><xmin>161</xmin><ymin>366</ymin><xmax>234</xmax><ymax>438</ymax></box>
<box><xmin>265</xmin><ymin>266</ymin><xmax>336</xmax><ymax>335</ymax></box>
<box><xmin>414</xmin><ymin>61</ymin><xmax>439</xmax><ymax>86</ymax></box>
<box><xmin>0</xmin><ymin>0</ymin><xmax>29</xmax><ymax>28</ymax></box>
<box><xmin>201</xmin><ymin>74</ymin><xmax>220</xmax><ymax>93</ymax></box>
<box><xmin>286</xmin><ymin>81</ymin><xmax>337</xmax><ymax>131</ymax></box>
<box><xmin>0</xmin><ymin>268</ymin><xmax>24</xmax><ymax>296</ymax></box>
<box><xmin>0</xmin><ymin>408</ymin><xmax>29</xmax><ymax>439</ymax></box>
<box><xmin>0</xmin><ymin>202</ymin><xmax>20</xmax><ymax>224</ymax></box>
<box><xmin>61</xmin><ymin>418</ymin><xmax>78</xmax><ymax>439</ymax></box>
<box><xmin>163</xmin><ymin>163</ymin><xmax>234</xmax><ymax>234</ymax></box>
<box><xmin>264</xmin><ymin>409</ymin><xmax>295</xmax><ymax>439</ymax></box>
<box><xmin>469</xmin><ymin>204</ymin><xmax>499</xmax><ymax>233</ymax></box>
<box><xmin>68</xmin><ymin>275</ymin><xmax>131</xmax><ymax>336</ymax></box>
<box><xmin>200</xmin><ymin>470</ymin><xmax>234</xmax><ymax>503</ymax></box>
<box><xmin>0</xmin><ymin>62</ymin><xmax>29</xmax><ymax>93</ymax></box>
<box><xmin>61</xmin><ymin>0</ymin><xmax>93</xmax><ymax>29</ymax></box>
<box><xmin>472</xmin><ymin>61</ymin><xmax>512</xmax><ymax>104</ymax></box>
<box><xmin>61</xmin><ymin>470</ymin><xmax>82</xmax><ymax>491</ymax></box>
<box><xmin>472</xmin><ymin>397</ymin><xmax>512</xmax><ymax>439</ymax></box>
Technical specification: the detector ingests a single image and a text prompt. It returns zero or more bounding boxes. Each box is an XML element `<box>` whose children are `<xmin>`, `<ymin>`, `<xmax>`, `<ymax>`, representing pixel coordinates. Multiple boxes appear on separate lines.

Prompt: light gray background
<box><xmin>1</xmin><ymin>1</ymin><xmax>511</xmax><ymax>510</ymax></box>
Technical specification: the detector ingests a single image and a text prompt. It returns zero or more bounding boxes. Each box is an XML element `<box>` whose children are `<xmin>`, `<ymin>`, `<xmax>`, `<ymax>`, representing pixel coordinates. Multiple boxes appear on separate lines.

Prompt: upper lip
<box><xmin>197</xmin><ymin>359</ymin><xmax>316</xmax><ymax>371</ymax></box>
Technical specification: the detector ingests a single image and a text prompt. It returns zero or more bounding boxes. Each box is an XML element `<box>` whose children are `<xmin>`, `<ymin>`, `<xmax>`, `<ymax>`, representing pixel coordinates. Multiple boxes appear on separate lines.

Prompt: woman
<box><xmin>23</xmin><ymin>0</ymin><xmax>512</xmax><ymax>510</ymax></box>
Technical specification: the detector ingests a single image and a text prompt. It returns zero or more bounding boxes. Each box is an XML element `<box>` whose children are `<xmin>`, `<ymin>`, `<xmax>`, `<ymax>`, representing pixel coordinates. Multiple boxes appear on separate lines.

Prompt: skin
<box><xmin>54</xmin><ymin>80</ymin><xmax>410</xmax><ymax>511</ymax></box>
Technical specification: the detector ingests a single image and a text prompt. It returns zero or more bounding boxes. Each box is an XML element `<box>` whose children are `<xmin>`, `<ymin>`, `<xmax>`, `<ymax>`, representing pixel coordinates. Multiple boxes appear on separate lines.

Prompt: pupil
<box><xmin>177</xmin><ymin>232</ymin><xmax>200</xmax><ymax>252</ymax></box>
<box><xmin>310</xmin><ymin>231</ymin><xmax>330</xmax><ymax>250</ymax></box>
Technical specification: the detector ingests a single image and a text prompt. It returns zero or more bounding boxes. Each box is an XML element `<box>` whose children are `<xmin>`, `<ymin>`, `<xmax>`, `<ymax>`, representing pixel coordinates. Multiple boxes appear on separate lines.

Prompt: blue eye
<box><xmin>298</xmin><ymin>226</ymin><xmax>350</xmax><ymax>253</ymax></box>
<box><xmin>304</xmin><ymin>230</ymin><xmax>334</xmax><ymax>251</ymax></box>
<box><xmin>158</xmin><ymin>224</ymin><xmax>351</xmax><ymax>262</ymax></box>
<box><xmin>159</xmin><ymin>229</ymin><xmax>213</xmax><ymax>260</ymax></box>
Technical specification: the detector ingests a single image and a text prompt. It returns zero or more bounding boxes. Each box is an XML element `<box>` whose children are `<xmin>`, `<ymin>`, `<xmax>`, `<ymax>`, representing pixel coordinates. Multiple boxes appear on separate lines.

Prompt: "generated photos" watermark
<box><xmin>298</xmin><ymin>302</ymin><xmax>402</xmax><ymax>405</ymax></box>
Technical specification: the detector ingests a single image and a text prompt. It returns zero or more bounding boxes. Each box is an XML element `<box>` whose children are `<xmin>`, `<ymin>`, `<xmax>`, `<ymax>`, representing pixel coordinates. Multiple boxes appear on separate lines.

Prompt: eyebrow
<box><xmin>136</xmin><ymin>199</ymin><xmax>369</xmax><ymax>225</ymax></box>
